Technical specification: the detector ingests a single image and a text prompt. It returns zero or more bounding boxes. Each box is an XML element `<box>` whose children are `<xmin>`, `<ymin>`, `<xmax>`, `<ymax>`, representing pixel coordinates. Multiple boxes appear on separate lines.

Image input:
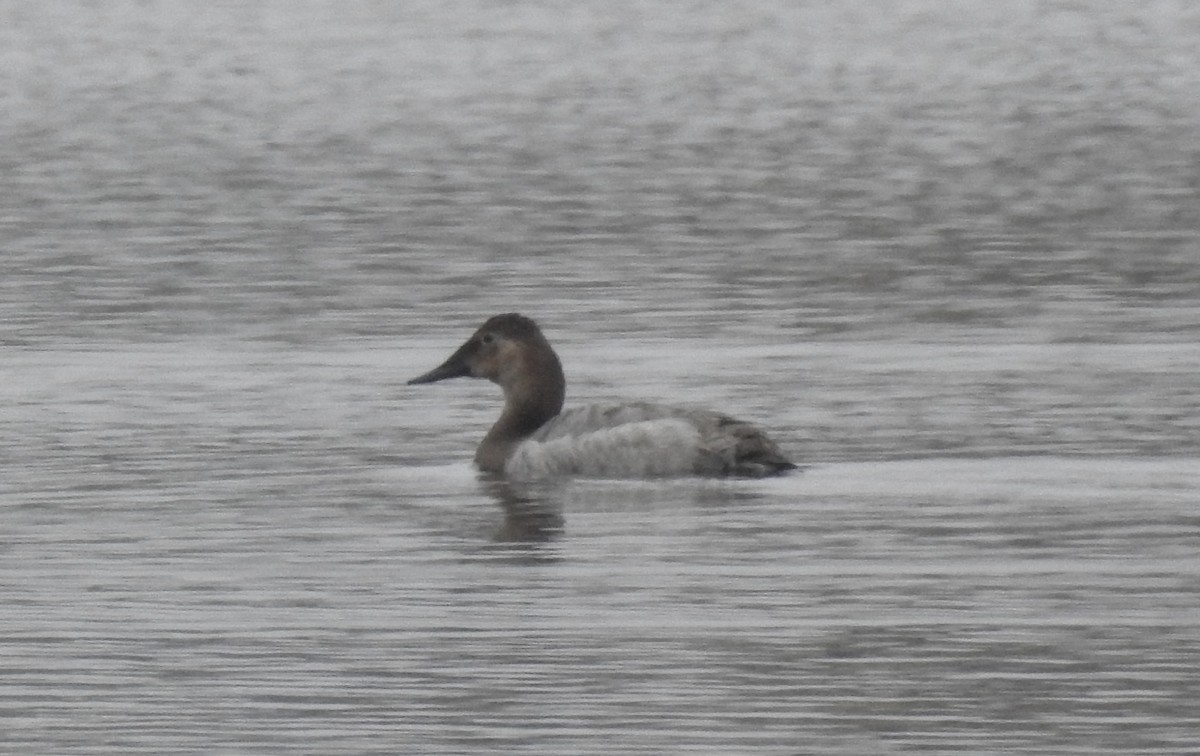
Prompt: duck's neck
<box><xmin>475</xmin><ymin>346</ymin><xmax>565</xmax><ymax>474</ymax></box>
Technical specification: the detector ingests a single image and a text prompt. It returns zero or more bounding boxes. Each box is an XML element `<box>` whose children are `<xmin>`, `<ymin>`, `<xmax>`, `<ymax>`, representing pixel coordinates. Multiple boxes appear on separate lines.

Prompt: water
<box><xmin>3</xmin><ymin>2</ymin><xmax>1200</xmax><ymax>754</ymax></box>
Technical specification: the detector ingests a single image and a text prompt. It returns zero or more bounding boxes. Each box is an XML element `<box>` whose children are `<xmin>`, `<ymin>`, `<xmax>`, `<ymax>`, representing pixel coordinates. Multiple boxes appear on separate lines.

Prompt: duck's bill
<box><xmin>408</xmin><ymin>345</ymin><xmax>472</xmax><ymax>385</ymax></box>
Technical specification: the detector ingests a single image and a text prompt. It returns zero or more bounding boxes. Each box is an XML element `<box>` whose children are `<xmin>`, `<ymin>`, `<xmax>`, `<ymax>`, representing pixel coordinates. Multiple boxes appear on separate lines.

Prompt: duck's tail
<box><xmin>701</xmin><ymin>415</ymin><xmax>798</xmax><ymax>478</ymax></box>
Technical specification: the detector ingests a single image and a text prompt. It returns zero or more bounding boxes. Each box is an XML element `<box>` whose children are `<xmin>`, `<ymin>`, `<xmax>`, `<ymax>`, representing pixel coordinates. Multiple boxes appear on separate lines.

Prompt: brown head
<box><xmin>408</xmin><ymin>313</ymin><xmax>566</xmax><ymax>439</ymax></box>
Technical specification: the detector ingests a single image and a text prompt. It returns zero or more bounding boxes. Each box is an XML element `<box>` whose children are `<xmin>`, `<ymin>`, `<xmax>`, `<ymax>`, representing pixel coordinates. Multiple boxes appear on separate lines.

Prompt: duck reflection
<box><xmin>479</xmin><ymin>477</ymin><xmax>565</xmax><ymax>542</ymax></box>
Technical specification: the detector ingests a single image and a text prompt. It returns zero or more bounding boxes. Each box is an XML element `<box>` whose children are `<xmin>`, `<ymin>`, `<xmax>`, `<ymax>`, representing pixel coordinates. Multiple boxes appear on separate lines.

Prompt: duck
<box><xmin>408</xmin><ymin>313</ymin><xmax>796</xmax><ymax>480</ymax></box>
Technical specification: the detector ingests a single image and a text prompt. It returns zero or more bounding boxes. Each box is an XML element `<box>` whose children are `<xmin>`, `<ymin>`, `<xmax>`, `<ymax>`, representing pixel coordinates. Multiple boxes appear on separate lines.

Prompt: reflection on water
<box><xmin>3</xmin><ymin>1</ymin><xmax>1200</xmax><ymax>753</ymax></box>
<box><xmin>481</xmin><ymin>478</ymin><xmax>567</xmax><ymax>543</ymax></box>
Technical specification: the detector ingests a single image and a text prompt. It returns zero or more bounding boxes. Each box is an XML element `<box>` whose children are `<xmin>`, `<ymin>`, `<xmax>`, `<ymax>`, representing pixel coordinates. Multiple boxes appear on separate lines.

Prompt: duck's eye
<box><xmin>480</xmin><ymin>332</ymin><xmax>496</xmax><ymax>346</ymax></box>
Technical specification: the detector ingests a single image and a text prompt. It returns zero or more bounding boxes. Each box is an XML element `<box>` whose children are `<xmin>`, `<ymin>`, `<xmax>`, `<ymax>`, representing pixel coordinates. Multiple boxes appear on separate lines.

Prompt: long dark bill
<box><xmin>407</xmin><ymin>341</ymin><xmax>474</xmax><ymax>385</ymax></box>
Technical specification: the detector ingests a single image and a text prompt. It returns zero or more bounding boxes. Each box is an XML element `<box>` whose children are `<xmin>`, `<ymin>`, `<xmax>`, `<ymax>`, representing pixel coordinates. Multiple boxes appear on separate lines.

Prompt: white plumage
<box><xmin>510</xmin><ymin>415</ymin><xmax>702</xmax><ymax>480</ymax></box>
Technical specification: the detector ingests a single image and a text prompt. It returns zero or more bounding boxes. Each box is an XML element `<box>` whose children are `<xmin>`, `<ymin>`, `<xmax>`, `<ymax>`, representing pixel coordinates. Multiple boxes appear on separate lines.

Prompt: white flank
<box><xmin>506</xmin><ymin>417</ymin><xmax>702</xmax><ymax>480</ymax></box>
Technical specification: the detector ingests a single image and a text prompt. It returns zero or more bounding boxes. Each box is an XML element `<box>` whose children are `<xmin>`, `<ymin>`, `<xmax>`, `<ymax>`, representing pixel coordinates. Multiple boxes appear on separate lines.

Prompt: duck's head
<box><xmin>408</xmin><ymin>314</ymin><xmax>566</xmax><ymax>418</ymax></box>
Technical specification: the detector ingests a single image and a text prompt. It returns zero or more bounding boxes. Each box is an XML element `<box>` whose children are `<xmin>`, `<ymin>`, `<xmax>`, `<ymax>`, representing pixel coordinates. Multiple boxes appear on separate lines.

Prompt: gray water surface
<box><xmin>5</xmin><ymin>343</ymin><xmax>1199</xmax><ymax>754</ymax></box>
<box><xmin>3</xmin><ymin>2</ymin><xmax>1200</xmax><ymax>754</ymax></box>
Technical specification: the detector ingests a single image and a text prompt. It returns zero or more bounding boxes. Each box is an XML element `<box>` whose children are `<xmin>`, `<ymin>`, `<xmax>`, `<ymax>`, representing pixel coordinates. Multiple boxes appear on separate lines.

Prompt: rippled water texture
<box><xmin>3</xmin><ymin>2</ymin><xmax>1199</xmax><ymax>754</ymax></box>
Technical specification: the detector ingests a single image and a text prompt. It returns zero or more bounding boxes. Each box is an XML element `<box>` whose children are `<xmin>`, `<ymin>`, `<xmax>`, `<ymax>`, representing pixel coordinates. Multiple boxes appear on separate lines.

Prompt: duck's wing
<box><xmin>530</xmin><ymin>402</ymin><xmax>682</xmax><ymax>442</ymax></box>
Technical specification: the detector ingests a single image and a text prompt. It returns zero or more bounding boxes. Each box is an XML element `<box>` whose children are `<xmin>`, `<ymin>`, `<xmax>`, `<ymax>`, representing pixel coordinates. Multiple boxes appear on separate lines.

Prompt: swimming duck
<box><xmin>408</xmin><ymin>313</ymin><xmax>796</xmax><ymax>480</ymax></box>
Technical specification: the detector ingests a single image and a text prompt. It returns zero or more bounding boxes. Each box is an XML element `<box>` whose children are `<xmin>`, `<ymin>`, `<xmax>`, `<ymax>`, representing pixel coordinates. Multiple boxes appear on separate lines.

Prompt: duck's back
<box><xmin>504</xmin><ymin>402</ymin><xmax>795</xmax><ymax>480</ymax></box>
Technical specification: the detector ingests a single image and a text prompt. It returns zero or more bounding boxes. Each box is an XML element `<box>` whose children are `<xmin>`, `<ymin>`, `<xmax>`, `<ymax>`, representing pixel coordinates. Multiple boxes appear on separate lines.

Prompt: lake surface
<box><xmin>3</xmin><ymin>2</ymin><xmax>1199</xmax><ymax>754</ymax></box>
